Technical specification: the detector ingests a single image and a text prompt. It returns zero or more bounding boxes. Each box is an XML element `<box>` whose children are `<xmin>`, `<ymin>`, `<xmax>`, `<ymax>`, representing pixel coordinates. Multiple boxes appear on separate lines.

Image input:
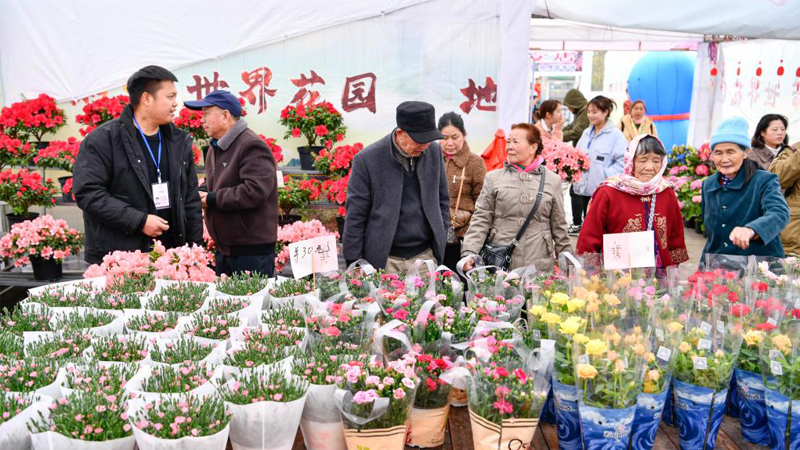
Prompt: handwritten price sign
<box><xmin>602</xmin><ymin>231</ymin><xmax>656</xmax><ymax>270</ymax></box>
<box><xmin>288</xmin><ymin>235</ymin><xmax>338</xmax><ymax>279</ymax></box>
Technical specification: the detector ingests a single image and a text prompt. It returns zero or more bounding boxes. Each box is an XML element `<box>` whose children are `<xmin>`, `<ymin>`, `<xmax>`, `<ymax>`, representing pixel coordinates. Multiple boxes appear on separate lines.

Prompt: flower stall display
<box><xmin>0</xmin><ymin>304</ymin><xmax>52</xmax><ymax>335</ymax></box>
<box><xmin>147</xmin><ymin>337</ymin><xmax>219</xmax><ymax>367</ymax></box>
<box><xmin>126</xmin><ymin>362</ymin><xmax>222</xmax><ymax>403</ymax></box>
<box><xmin>0</xmin><ymin>168</ymin><xmax>57</xmax><ymax>221</ymax></box>
<box><xmin>541</xmin><ymin>140</ymin><xmax>591</xmax><ymax>183</ymax></box>
<box><xmin>221</xmin><ymin>368</ymin><xmax>309</xmax><ymax>450</ymax></box>
<box><xmin>124</xmin><ymin>311</ymin><xmax>181</xmax><ymax>340</ymax></box>
<box><xmin>51</xmin><ymin>309</ymin><xmax>123</xmax><ymax>335</ymax></box>
<box><xmin>0</xmin><ymin>215</ymin><xmax>82</xmax><ymax>280</ymax></box>
<box><xmin>335</xmin><ymin>356</ymin><xmax>418</xmax><ymax>450</ymax></box>
<box><xmin>0</xmin><ymin>133</ymin><xmax>33</xmax><ymax>167</ymax></box>
<box><xmin>130</xmin><ymin>395</ymin><xmax>232</xmax><ymax>450</ymax></box>
<box><xmin>74</xmin><ymin>95</ymin><xmax>129</xmax><ymax>137</ymax></box>
<box><xmin>0</xmin><ymin>393</ymin><xmax>51</xmax><ymax>450</ymax></box>
<box><xmin>268</xmin><ymin>277</ymin><xmax>315</xmax><ymax>309</ymax></box>
<box><xmin>24</xmin><ymin>330</ymin><xmax>93</xmax><ymax>361</ymax></box>
<box><xmin>464</xmin><ymin>267</ymin><xmax>526</xmax><ymax>321</ymax></box>
<box><xmin>544</xmin><ymin>301</ymin><xmax>587</xmax><ymax>450</ymax></box>
<box><xmin>279</xmin><ymin>101</ymin><xmax>347</xmax><ymax>170</ymax></box>
<box><xmin>85</xmin><ymin>334</ymin><xmax>148</xmax><ymax>364</ymax></box>
<box><xmin>29</xmin><ymin>394</ymin><xmax>135</xmax><ymax>450</ymax></box>
<box><xmin>630</xmin><ymin>302</ymin><xmax>684</xmax><ymax>450</ymax></box>
<box><xmin>59</xmin><ymin>363</ymin><xmax>138</xmax><ymax>397</ymax></box>
<box><xmin>672</xmin><ymin>296</ymin><xmax>744</xmax><ymax>450</ymax></box>
<box><xmin>293</xmin><ymin>344</ymin><xmax>369</xmax><ymax>450</ymax></box>
<box><xmin>466</xmin><ymin>355</ymin><xmax>551</xmax><ymax>450</ymax></box>
<box><xmin>408</xmin><ymin>346</ymin><xmax>455</xmax><ymax>448</ymax></box>
<box><xmin>758</xmin><ymin>302</ymin><xmax>800</xmax><ymax>450</ymax></box>
<box><xmin>572</xmin><ymin>319</ymin><xmax>650</xmax><ymax>450</ymax></box>
<box><xmin>0</xmin><ymin>94</ymin><xmax>66</xmax><ymax>144</ymax></box>
<box><xmin>216</xmin><ymin>271</ymin><xmax>271</xmax><ymax>309</ymax></box>
<box><xmin>223</xmin><ymin>339</ymin><xmax>299</xmax><ymax>378</ymax></box>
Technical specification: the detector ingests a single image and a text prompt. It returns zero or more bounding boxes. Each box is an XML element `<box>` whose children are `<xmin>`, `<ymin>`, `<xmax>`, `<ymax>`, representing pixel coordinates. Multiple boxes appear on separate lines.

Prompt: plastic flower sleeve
<box><xmin>758</xmin><ymin>293</ymin><xmax>800</xmax><ymax>450</ymax></box>
<box><xmin>30</xmin><ymin>430</ymin><xmax>135</xmax><ymax>450</ymax></box>
<box><xmin>429</xmin><ymin>265</ymin><xmax>464</xmax><ymax>308</ymax></box>
<box><xmin>342</xmin><ymin>259</ymin><xmax>379</xmax><ymax>299</ymax></box>
<box><xmin>630</xmin><ymin>296</ymin><xmax>684</xmax><ymax>450</ymax></box>
<box><xmin>703</xmin><ymin>252</ymin><xmax>749</xmax><ymax>275</ymax></box>
<box><xmin>672</xmin><ymin>295</ymin><xmax>744</xmax><ymax>450</ymax></box>
<box><xmin>373</xmin><ymin>319</ymin><xmax>413</xmax><ymax>362</ymax></box>
<box><xmin>572</xmin><ymin>317</ymin><xmax>650</xmax><ymax>450</ymax></box>
<box><xmin>0</xmin><ymin>393</ymin><xmax>51</xmax><ymax>450</ymax></box>
<box><xmin>127</xmin><ymin>396</ymin><xmax>231</xmax><ymax>450</ymax></box>
<box><xmin>404</xmin><ymin>258</ymin><xmax>437</xmax><ymax>297</ymax></box>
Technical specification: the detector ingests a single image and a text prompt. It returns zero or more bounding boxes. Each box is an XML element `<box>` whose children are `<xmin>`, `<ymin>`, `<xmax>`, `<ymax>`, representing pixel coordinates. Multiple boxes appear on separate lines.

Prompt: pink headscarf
<box><xmin>598</xmin><ymin>134</ymin><xmax>673</xmax><ymax>196</ymax></box>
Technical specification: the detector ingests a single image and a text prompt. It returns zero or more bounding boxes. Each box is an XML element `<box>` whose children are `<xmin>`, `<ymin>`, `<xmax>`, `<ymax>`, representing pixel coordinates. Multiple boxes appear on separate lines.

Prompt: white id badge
<box><xmin>152</xmin><ymin>182</ymin><xmax>170</xmax><ymax>209</ymax></box>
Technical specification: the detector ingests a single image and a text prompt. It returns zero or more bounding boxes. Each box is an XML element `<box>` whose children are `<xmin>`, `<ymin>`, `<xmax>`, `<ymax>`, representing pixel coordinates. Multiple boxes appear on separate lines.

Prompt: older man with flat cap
<box><xmin>186</xmin><ymin>90</ymin><xmax>278</xmax><ymax>276</ymax></box>
<box><xmin>343</xmin><ymin>101</ymin><xmax>450</xmax><ymax>273</ymax></box>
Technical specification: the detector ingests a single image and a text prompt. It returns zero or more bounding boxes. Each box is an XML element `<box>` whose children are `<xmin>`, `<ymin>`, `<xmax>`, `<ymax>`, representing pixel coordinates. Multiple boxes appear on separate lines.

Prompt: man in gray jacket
<box><xmin>343</xmin><ymin>101</ymin><xmax>450</xmax><ymax>273</ymax></box>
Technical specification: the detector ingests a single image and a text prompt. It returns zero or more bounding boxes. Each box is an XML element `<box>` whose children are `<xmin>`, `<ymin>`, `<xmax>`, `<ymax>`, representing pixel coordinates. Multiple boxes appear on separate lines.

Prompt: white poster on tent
<box><xmin>708</xmin><ymin>39</ymin><xmax>800</xmax><ymax>143</ymax></box>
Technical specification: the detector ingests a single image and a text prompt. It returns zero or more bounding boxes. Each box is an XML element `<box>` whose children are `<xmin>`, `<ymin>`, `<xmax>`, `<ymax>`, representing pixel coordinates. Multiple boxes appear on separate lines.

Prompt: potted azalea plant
<box><xmin>279</xmin><ymin>101</ymin><xmax>346</xmax><ymax>170</ymax></box>
<box><xmin>75</xmin><ymin>94</ymin><xmax>129</xmax><ymax>136</ymax></box>
<box><xmin>0</xmin><ymin>94</ymin><xmax>66</xmax><ymax>146</ymax></box>
<box><xmin>260</xmin><ymin>134</ymin><xmax>284</xmax><ymax>165</ymax></box>
<box><xmin>0</xmin><ymin>133</ymin><xmax>33</xmax><ymax>168</ymax></box>
<box><xmin>0</xmin><ymin>214</ymin><xmax>82</xmax><ymax>280</ymax></box>
<box><xmin>277</xmin><ymin>175</ymin><xmax>322</xmax><ymax>225</ymax></box>
<box><xmin>33</xmin><ymin>137</ymin><xmax>81</xmax><ymax>202</ymax></box>
<box><xmin>0</xmin><ymin>169</ymin><xmax>57</xmax><ymax>226</ymax></box>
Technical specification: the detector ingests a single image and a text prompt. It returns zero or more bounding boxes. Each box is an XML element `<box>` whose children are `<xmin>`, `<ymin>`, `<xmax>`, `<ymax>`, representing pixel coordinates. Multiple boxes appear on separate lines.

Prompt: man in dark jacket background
<box><xmin>188</xmin><ymin>90</ymin><xmax>278</xmax><ymax>276</ymax></box>
<box><xmin>343</xmin><ymin>101</ymin><xmax>450</xmax><ymax>273</ymax></box>
<box><xmin>561</xmin><ymin>88</ymin><xmax>589</xmax><ymax>146</ymax></box>
<box><xmin>73</xmin><ymin>65</ymin><xmax>203</xmax><ymax>264</ymax></box>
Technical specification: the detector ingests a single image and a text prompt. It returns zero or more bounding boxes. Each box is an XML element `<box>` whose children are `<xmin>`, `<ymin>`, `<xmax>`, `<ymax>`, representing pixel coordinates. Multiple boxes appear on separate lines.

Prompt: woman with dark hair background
<box><xmin>534</xmin><ymin>100</ymin><xmax>564</xmax><ymax>143</ymax></box>
<box><xmin>438</xmin><ymin>112</ymin><xmax>486</xmax><ymax>270</ymax></box>
<box><xmin>749</xmin><ymin>113</ymin><xmax>789</xmax><ymax>170</ymax></box>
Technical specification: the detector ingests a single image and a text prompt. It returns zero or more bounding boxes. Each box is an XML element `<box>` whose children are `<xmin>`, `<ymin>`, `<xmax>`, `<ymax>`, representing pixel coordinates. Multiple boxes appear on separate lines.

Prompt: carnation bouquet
<box><xmin>0</xmin><ymin>304</ymin><xmax>52</xmax><ymax>335</ymax></box>
<box><xmin>0</xmin><ymin>392</ymin><xmax>50</xmax><ymax>450</ymax></box>
<box><xmin>29</xmin><ymin>393</ymin><xmax>134</xmax><ymax>448</ymax></box>
<box><xmin>335</xmin><ymin>356</ymin><xmax>418</xmax><ymax>450</ymax></box>
<box><xmin>147</xmin><ymin>337</ymin><xmax>218</xmax><ymax>366</ymax></box>
<box><xmin>408</xmin><ymin>346</ymin><xmax>455</xmax><ymax>448</ymax></box>
<box><xmin>124</xmin><ymin>311</ymin><xmax>181</xmax><ymax>340</ymax></box>
<box><xmin>146</xmin><ymin>281</ymin><xmax>209</xmax><ymax>314</ymax></box>
<box><xmin>60</xmin><ymin>363</ymin><xmax>138</xmax><ymax>397</ymax></box>
<box><xmin>0</xmin><ymin>358</ymin><xmax>59</xmax><ymax>398</ymax></box>
<box><xmin>222</xmin><ymin>368</ymin><xmax>309</xmax><ymax>450</ymax></box>
<box><xmin>25</xmin><ymin>330</ymin><xmax>92</xmax><ymax>361</ymax></box>
<box><xmin>130</xmin><ymin>395</ymin><xmax>232</xmax><ymax>449</ymax></box>
<box><xmin>86</xmin><ymin>334</ymin><xmax>148</xmax><ymax>364</ymax></box>
<box><xmin>127</xmin><ymin>362</ymin><xmax>222</xmax><ymax>403</ymax></box>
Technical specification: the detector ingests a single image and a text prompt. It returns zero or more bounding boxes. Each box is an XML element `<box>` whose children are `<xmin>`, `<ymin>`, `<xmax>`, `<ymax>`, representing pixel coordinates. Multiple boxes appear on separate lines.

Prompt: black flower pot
<box><xmin>30</xmin><ymin>256</ymin><xmax>63</xmax><ymax>281</ymax></box>
<box><xmin>58</xmin><ymin>176</ymin><xmax>75</xmax><ymax>203</ymax></box>
<box><xmin>298</xmin><ymin>146</ymin><xmax>324</xmax><ymax>171</ymax></box>
<box><xmin>695</xmin><ymin>220</ymin><xmax>703</xmax><ymax>234</ymax></box>
<box><xmin>278</xmin><ymin>214</ymin><xmax>302</xmax><ymax>228</ymax></box>
<box><xmin>6</xmin><ymin>212</ymin><xmax>40</xmax><ymax>228</ymax></box>
<box><xmin>35</xmin><ymin>141</ymin><xmax>51</xmax><ymax>150</ymax></box>
<box><xmin>684</xmin><ymin>217</ymin><xmax>696</xmax><ymax>229</ymax></box>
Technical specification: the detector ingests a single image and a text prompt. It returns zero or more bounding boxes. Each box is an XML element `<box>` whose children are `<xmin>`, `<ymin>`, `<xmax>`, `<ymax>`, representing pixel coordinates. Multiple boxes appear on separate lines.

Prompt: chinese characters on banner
<box><xmin>288</xmin><ymin>234</ymin><xmax>338</xmax><ymax>279</ymax></box>
<box><xmin>185</xmin><ymin>67</ymin><xmax>498</xmax><ymax>117</ymax></box>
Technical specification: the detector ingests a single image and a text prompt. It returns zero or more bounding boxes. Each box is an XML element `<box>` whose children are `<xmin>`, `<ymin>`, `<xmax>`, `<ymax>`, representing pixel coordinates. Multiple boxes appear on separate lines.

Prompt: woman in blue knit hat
<box><xmin>700</xmin><ymin>116</ymin><xmax>790</xmax><ymax>262</ymax></box>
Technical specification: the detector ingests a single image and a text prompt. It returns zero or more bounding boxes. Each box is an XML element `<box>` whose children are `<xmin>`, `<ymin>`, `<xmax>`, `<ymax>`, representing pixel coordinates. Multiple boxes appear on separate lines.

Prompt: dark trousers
<box><xmin>443</xmin><ymin>240</ymin><xmax>463</xmax><ymax>272</ymax></box>
<box><xmin>570</xmin><ymin>185</ymin><xmax>591</xmax><ymax>226</ymax></box>
<box><xmin>215</xmin><ymin>251</ymin><xmax>275</xmax><ymax>277</ymax></box>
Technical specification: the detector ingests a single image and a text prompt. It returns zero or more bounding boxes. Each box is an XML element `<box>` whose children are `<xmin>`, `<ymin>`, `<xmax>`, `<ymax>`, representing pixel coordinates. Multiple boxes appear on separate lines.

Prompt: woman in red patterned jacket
<box><xmin>576</xmin><ymin>134</ymin><xmax>688</xmax><ymax>270</ymax></box>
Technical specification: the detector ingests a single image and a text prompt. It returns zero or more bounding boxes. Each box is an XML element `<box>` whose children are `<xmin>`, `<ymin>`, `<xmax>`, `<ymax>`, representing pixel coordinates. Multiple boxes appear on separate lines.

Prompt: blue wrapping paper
<box><xmin>662</xmin><ymin>382</ymin><xmax>675</xmax><ymax>426</ymax></box>
<box><xmin>736</xmin><ymin>369</ymin><xmax>770</xmax><ymax>445</ymax></box>
<box><xmin>763</xmin><ymin>388</ymin><xmax>800</xmax><ymax>450</ymax></box>
<box><xmin>727</xmin><ymin>371</ymin><xmax>740</xmax><ymax>418</ymax></box>
<box><xmin>579</xmin><ymin>403</ymin><xmax>636</xmax><ymax>450</ymax></box>
<box><xmin>673</xmin><ymin>380</ymin><xmax>728</xmax><ymax>450</ymax></box>
<box><xmin>553</xmin><ymin>380</ymin><xmax>582</xmax><ymax>450</ymax></box>
<box><xmin>541</xmin><ymin>382</ymin><xmax>556</xmax><ymax>424</ymax></box>
<box><xmin>630</xmin><ymin>389</ymin><xmax>670</xmax><ymax>450</ymax></box>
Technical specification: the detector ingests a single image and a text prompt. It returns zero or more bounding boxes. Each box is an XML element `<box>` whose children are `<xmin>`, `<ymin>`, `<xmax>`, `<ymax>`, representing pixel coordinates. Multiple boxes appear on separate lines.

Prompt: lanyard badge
<box><xmin>133</xmin><ymin>116</ymin><xmax>170</xmax><ymax>209</ymax></box>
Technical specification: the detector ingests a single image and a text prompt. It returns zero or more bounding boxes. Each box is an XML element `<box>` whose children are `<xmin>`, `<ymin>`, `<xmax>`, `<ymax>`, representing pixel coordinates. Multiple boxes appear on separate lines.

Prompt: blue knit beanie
<box><xmin>710</xmin><ymin>116</ymin><xmax>751</xmax><ymax>150</ymax></box>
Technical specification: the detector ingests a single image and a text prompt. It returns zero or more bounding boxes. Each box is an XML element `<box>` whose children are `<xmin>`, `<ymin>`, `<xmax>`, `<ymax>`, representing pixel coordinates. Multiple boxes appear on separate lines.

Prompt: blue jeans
<box><xmin>215</xmin><ymin>252</ymin><xmax>275</xmax><ymax>277</ymax></box>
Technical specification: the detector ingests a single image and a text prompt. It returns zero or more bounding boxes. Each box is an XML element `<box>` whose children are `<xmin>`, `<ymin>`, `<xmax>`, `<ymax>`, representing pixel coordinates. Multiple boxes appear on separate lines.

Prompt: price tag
<box><xmin>693</xmin><ymin>357</ymin><xmax>708</xmax><ymax>370</ymax></box>
<box><xmin>768</xmin><ymin>317</ymin><xmax>778</xmax><ymax>326</ymax></box>
<box><xmin>794</xmin><ymin>299</ymin><xmax>800</xmax><ymax>310</ymax></box>
<box><xmin>288</xmin><ymin>235</ymin><xmax>339</xmax><ymax>279</ymax></box>
<box><xmin>698</xmin><ymin>339</ymin><xmax>712</xmax><ymax>350</ymax></box>
<box><xmin>578</xmin><ymin>354</ymin><xmax>590</xmax><ymax>365</ymax></box>
<box><xmin>770</xmin><ymin>349</ymin><xmax>783</xmax><ymax>360</ymax></box>
<box><xmin>717</xmin><ymin>320</ymin><xmax>725</xmax><ymax>332</ymax></box>
<box><xmin>657</xmin><ymin>346</ymin><xmax>672</xmax><ymax>361</ymax></box>
<box><xmin>771</xmin><ymin>361</ymin><xmax>783</xmax><ymax>375</ymax></box>
<box><xmin>276</xmin><ymin>170</ymin><xmax>285</xmax><ymax>188</ymax></box>
<box><xmin>620</xmin><ymin>308</ymin><xmax>627</xmax><ymax>318</ymax></box>
<box><xmin>700</xmin><ymin>321</ymin><xmax>712</xmax><ymax>335</ymax></box>
<box><xmin>532</xmin><ymin>330</ymin><xmax>541</xmax><ymax>341</ymax></box>
<box><xmin>655</xmin><ymin>329</ymin><xmax>665</xmax><ymax>341</ymax></box>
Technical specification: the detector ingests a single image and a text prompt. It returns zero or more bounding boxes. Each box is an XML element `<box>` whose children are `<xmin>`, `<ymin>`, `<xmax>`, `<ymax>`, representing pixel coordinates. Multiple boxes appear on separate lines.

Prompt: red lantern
<box><xmin>778</xmin><ymin>60</ymin><xmax>785</xmax><ymax>76</ymax></box>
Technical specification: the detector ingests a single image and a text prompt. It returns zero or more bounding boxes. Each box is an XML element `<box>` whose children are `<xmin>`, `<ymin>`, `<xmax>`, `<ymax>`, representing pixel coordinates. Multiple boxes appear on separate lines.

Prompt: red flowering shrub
<box><xmin>33</xmin><ymin>137</ymin><xmax>81</xmax><ymax>172</ymax></box>
<box><xmin>0</xmin><ymin>133</ymin><xmax>33</xmax><ymax>167</ymax></box>
<box><xmin>279</xmin><ymin>102</ymin><xmax>346</xmax><ymax>148</ymax></box>
<box><xmin>0</xmin><ymin>94</ymin><xmax>66</xmax><ymax>143</ymax></box>
<box><xmin>173</xmin><ymin>107</ymin><xmax>207</xmax><ymax>141</ymax></box>
<box><xmin>0</xmin><ymin>169</ymin><xmax>57</xmax><ymax>216</ymax></box>
<box><xmin>259</xmin><ymin>135</ymin><xmax>284</xmax><ymax>164</ymax></box>
<box><xmin>75</xmin><ymin>95</ymin><xmax>129</xmax><ymax>136</ymax></box>
<box><xmin>314</xmin><ymin>143</ymin><xmax>363</xmax><ymax>177</ymax></box>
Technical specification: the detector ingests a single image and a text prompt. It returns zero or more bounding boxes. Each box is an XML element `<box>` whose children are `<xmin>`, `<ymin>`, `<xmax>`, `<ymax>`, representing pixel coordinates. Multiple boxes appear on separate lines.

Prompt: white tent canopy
<box><xmin>530</xmin><ymin>19</ymin><xmax>703</xmax><ymax>51</ymax></box>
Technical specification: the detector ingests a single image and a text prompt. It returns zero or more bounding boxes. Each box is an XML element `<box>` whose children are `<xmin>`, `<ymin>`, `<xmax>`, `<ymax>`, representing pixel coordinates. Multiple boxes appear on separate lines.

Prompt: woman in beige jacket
<box><xmin>461</xmin><ymin>123</ymin><xmax>573</xmax><ymax>272</ymax></box>
<box><xmin>619</xmin><ymin>100</ymin><xmax>658</xmax><ymax>142</ymax></box>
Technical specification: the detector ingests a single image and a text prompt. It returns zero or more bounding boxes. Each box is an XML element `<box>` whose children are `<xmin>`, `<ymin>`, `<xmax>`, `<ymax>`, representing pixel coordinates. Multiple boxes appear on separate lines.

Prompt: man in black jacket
<box><xmin>73</xmin><ymin>65</ymin><xmax>203</xmax><ymax>264</ymax></box>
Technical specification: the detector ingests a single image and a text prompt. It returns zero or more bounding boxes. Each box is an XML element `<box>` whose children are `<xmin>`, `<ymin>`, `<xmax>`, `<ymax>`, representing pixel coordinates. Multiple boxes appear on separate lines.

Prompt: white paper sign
<box><xmin>657</xmin><ymin>346</ymin><xmax>672</xmax><ymax>362</ymax></box>
<box><xmin>602</xmin><ymin>231</ymin><xmax>656</xmax><ymax>270</ymax></box>
<box><xmin>771</xmin><ymin>360</ymin><xmax>783</xmax><ymax>376</ymax></box>
<box><xmin>698</xmin><ymin>339</ymin><xmax>712</xmax><ymax>351</ymax></box>
<box><xmin>276</xmin><ymin>170</ymin><xmax>284</xmax><ymax>188</ymax></box>
<box><xmin>700</xmin><ymin>321</ymin><xmax>713</xmax><ymax>335</ymax></box>
<box><xmin>288</xmin><ymin>235</ymin><xmax>338</xmax><ymax>279</ymax></box>
<box><xmin>693</xmin><ymin>357</ymin><xmax>708</xmax><ymax>370</ymax></box>
<box><xmin>655</xmin><ymin>329</ymin><xmax>665</xmax><ymax>341</ymax></box>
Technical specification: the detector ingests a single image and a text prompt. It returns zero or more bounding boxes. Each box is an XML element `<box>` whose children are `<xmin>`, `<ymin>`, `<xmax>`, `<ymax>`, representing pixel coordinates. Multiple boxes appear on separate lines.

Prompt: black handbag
<box><xmin>479</xmin><ymin>170</ymin><xmax>547</xmax><ymax>270</ymax></box>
